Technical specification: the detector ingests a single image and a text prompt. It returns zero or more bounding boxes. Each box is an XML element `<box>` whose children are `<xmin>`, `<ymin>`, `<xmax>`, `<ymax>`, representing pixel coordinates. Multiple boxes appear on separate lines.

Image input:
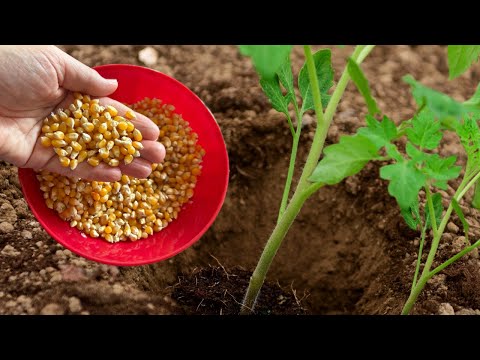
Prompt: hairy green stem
<box><xmin>425</xmin><ymin>186</ymin><xmax>438</xmax><ymax>236</ymax></box>
<box><xmin>240</xmin><ymin>185</ymin><xmax>321</xmax><ymax>314</ymax></box>
<box><xmin>278</xmin><ymin>113</ymin><xmax>302</xmax><ymax>220</ymax></box>
<box><xmin>412</xmin><ymin>225</ymin><xmax>426</xmax><ymax>292</ymax></box>
<box><xmin>297</xmin><ymin>45</ymin><xmax>374</xmax><ymax>189</ymax></box>
<box><xmin>241</xmin><ymin>45</ymin><xmax>376</xmax><ymax>313</ymax></box>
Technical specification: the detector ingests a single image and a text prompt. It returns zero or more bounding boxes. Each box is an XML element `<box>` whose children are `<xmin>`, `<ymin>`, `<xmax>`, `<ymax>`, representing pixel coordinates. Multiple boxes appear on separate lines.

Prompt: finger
<box><xmin>98</xmin><ymin>98</ymin><xmax>160</xmax><ymax>141</ymax></box>
<box><xmin>58</xmin><ymin>50</ymin><xmax>118</xmax><ymax>97</ymax></box>
<box><xmin>42</xmin><ymin>156</ymin><xmax>122</xmax><ymax>182</ymax></box>
<box><xmin>118</xmin><ymin>158</ymin><xmax>153</xmax><ymax>179</ymax></box>
<box><xmin>138</xmin><ymin>140</ymin><xmax>166</xmax><ymax>164</ymax></box>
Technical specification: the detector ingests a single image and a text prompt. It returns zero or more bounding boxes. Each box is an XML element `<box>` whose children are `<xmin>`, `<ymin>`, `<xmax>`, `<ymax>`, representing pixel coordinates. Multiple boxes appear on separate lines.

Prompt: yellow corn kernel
<box><xmin>126</xmin><ymin>122</ymin><xmax>135</xmax><ymax>132</ymax></box>
<box><xmin>106</xmin><ymin>105</ymin><xmax>118</xmax><ymax>117</ymax></box>
<box><xmin>52</xmin><ymin>131</ymin><xmax>64</xmax><ymax>140</ymax></box>
<box><xmin>78</xmin><ymin>150</ymin><xmax>88</xmax><ymax>163</ymax></box>
<box><xmin>40</xmin><ymin>136</ymin><xmax>51</xmax><ymax>147</ymax></box>
<box><xmin>58</xmin><ymin>111</ymin><xmax>68</xmax><ymax>121</ymax></box>
<box><xmin>59</xmin><ymin>157</ymin><xmax>70</xmax><ymax>167</ymax></box>
<box><xmin>97</xmin><ymin>139</ymin><xmax>107</xmax><ymax>149</ymax></box>
<box><xmin>132</xmin><ymin>141</ymin><xmax>144</xmax><ymax>150</ymax></box>
<box><xmin>54</xmin><ymin>148</ymin><xmax>68</xmax><ymax>157</ymax></box>
<box><xmin>104</xmin><ymin>226</ymin><xmax>112</xmax><ymax>234</ymax></box>
<box><xmin>127</xmin><ymin>145</ymin><xmax>136</xmax><ymax>155</ymax></box>
<box><xmin>132</xmin><ymin>129</ymin><xmax>142</xmax><ymax>141</ymax></box>
<box><xmin>98</xmin><ymin>148</ymin><xmax>109</xmax><ymax>159</ymax></box>
<box><xmin>117</xmin><ymin>121</ymin><xmax>128</xmax><ymax>131</ymax></box>
<box><xmin>71</xmin><ymin>141</ymin><xmax>82</xmax><ymax>152</ymax></box>
<box><xmin>124</xmin><ymin>154</ymin><xmax>134</xmax><ymax>165</ymax></box>
<box><xmin>65</xmin><ymin>133</ymin><xmax>79</xmax><ymax>142</ymax></box>
<box><xmin>50</xmin><ymin>123</ymin><xmax>60</xmax><ymax>131</ymax></box>
<box><xmin>83</xmin><ymin>123</ymin><xmax>94</xmax><ymax>132</ymax></box>
<box><xmin>90</xmin><ymin>103</ymin><xmax>100</xmax><ymax>113</ymax></box>
<box><xmin>108</xmin><ymin>159</ymin><xmax>119</xmax><ymax>167</ymax></box>
<box><xmin>65</xmin><ymin>117</ymin><xmax>75</xmax><ymax>129</ymax></box>
<box><xmin>98</xmin><ymin>122</ymin><xmax>107</xmax><ymax>134</ymax></box>
<box><xmin>52</xmin><ymin>139</ymin><xmax>67</xmax><ymax>148</ymax></box>
<box><xmin>125</xmin><ymin>109</ymin><xmax>136</xmax><ymax>120</ymax></box>
<box><xmin>87</xmin><ymin>157</ymin><xmax>100</xmax><ymax>167</ymax></box>
<box><xmin>69</xmin><ymin>159</ymin><xmax>78</xmax><ymax>170</ymax></box>
<box><xmin>73</xmin><ymin>109</ymin><xmax>83</xmax><ymax>119</ymax></box>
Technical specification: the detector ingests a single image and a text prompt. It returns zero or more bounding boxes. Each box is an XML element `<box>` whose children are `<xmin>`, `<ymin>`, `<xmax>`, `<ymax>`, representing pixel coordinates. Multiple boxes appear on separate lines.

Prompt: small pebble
<box><xmin>21</xmin><ymin>230</ymin><xmax>33</xmax><ymax>239</ymax></box>
<box><xmin>0</xmin><ymin>222</ymin><xmax>14</xmax><ymax>233</ymax></box>
<box><xmin>40</xmin><ymin>303</ymin><xmax>65</xmax><ymax>315</ymax></box>
<box><xmin>68</xmin><ymin>297</ymin><xmax>82</xmax><ymax>313</ymax></box>
<box><xmin>447</xmin><ymin>222</ymin><xmax>459</xmax><ymax>234</ymax></box>
<box><xmin>438</xmin><ymin>303</ymin><xmax>455</xmax><ymax>315</ymax></box>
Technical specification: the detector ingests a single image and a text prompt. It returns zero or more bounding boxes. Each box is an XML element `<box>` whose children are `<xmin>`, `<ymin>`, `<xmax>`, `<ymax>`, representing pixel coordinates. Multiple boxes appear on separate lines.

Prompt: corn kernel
<box><xmin>88</xmin><ymin>157</ymin><xmax>100</xmax><ymax>167</ymax></box>
<box><xmin>40</xmin><ymin>137</ymin><xmax>51</xmax><ymax>147</ymax></box>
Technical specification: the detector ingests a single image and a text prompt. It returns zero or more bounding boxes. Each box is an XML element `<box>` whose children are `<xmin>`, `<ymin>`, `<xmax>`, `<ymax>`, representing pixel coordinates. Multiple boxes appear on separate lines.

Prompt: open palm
<box><xmin>0</xmin><ymin>46</ymin><xmax>165</xmax><ymax>181</ymax></box>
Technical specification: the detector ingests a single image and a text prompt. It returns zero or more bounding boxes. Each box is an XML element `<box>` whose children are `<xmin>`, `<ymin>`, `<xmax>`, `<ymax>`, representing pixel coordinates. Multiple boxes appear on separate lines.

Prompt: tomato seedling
<box><xmin>241</xmin><ymin>45</ymin><xmax>480</xmax><ymax>315</ymax></box>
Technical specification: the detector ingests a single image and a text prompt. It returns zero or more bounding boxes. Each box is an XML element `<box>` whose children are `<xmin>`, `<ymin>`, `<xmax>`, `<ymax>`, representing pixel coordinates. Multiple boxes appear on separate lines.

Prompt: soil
<box><xmin>1</xmin><ymin>45</ymin><xmax>480</xmax><ymax>315</ymax></box>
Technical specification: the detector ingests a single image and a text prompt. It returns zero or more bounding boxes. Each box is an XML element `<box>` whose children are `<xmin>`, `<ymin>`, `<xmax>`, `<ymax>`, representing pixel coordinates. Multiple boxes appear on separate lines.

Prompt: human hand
<box><xmin>0</xmin><ymin>45</ymin><xmax>165</xmax><ymax>181</ymax></box>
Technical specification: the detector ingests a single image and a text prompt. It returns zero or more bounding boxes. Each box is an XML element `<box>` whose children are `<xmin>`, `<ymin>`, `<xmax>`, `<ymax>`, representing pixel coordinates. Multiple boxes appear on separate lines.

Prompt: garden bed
<box><xmin>1</xmin><ymin>45</ymin><xmax>479</xmax><ymax>315</ymax></box>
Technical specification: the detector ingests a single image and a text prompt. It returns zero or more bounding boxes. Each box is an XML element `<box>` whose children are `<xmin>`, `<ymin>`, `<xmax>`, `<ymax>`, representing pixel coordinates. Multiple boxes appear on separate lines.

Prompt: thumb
<box><xmin>58</xmin><ymin>51</ymin><xmax>118</xmax><ymax>97</ymax></box>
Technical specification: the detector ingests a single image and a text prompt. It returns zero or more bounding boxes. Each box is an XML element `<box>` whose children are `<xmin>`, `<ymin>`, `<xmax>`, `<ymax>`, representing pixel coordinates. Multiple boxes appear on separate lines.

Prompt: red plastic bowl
<box><xmin>18</xmin><ymin>64</ymin><xmax>229</xmax><ymax>266</ymax></box>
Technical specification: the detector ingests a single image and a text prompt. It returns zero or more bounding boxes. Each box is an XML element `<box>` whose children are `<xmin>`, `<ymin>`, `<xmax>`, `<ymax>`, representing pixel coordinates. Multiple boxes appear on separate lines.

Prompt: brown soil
<box><xmin>1</xmin><ymin>45</ymin><xmax>480</xmax><ymax>315</ymax></box>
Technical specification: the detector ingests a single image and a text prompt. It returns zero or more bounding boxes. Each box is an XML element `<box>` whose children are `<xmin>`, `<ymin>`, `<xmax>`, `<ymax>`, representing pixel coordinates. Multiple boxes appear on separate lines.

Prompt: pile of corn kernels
<box><xmin>37</xmin><ymin>97</ymin><xmax>205</xmax><ymax>242</ymax></box>
<box><xmin>40</xmin><ymin>93</ymin><xmax>143</xmax><ymax>169</ymax></box>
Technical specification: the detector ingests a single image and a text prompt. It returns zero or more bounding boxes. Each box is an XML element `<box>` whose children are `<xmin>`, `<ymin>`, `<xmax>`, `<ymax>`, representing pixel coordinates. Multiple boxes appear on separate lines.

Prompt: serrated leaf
<box><xmin>309</xmin><ymin>135</ymin><xmax>378</xmax><ymax>185</ymax></box>
<box><xmin>401</xmin><ymin>198</ymin><xmax>421</xmax><ymax>231</ymax></box>
<box><xmin>425</xmin><ymin>193</ymin><xmax>443</xmax><ymax>230</ymax></box>
<box><xmin>452</xmin><ymin>198</ymin><xmax>469</xmax><ymax>242</ymax></box>
<box><xmin>259</xmin><ymin>76</ymin><xmax>291</xmax><ymax>116</ymax></box>
<box><xmin>298</xmin><ymin>49</ymin><xmax>334</xmax><ymax>114</ymax></box>
<box><xmin>423</xmin><ymin>154</ymin><xmax>461</xmax><ymax>189</ymax></box>
<box><xmin>448</xmin><ymin>45</ymin><xmax>480</xmax><ymax>80</ymax></box>
<box><xmin>348</xmin><ymin>58</ymin><xmax>380</xmax><ymax>115</ymax></box>
<box><xmin>403</xmin><ymin>75</ymin><xmax>466</xmax><ymax>122</ymax></box>
<box><xmin>239</xmin><ymin>45</ymin><xmax>293</xmax><ymax>80</ymax></box>
<box><xmin>406</xmin><ymin>109</ymin><xmax>443</xmax><ymax>150</ymax></box>
<box><xmin>358</xmin><ymin>115</ymin><xmax>397</xmax><ymax>150</ymax></box>
<box><xmin>405</xmin><ymin>142</ymin><xmax>428</xmax><ymax>163</ymax></box>
<box><xmin>380</xmin><ymin>159</ymin><xmax>426</xmax><ymax>209</ymax></box>
<box><xmin>385</xmin><ymin>143</ymin><xmax>404</xmax><ymax>162</ymax></box>
<box><xmin>277</xmin><ymin>56</ymin><xmax>295</xmax><ymax>96</ymax></box>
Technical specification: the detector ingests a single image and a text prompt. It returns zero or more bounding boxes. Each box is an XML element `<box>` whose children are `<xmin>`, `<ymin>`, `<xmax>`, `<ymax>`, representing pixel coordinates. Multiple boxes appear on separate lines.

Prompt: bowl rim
<box><xmin>18</xmin><ymin>64</ymin><xmax>229</xmax><ymax>266</ymax></box>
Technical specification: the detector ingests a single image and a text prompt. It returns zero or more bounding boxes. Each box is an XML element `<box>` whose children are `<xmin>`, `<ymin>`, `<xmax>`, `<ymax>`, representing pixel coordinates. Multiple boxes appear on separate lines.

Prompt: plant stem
<box><xmin>278</xmin><ymin>105</ymin><xmax>303</xmax><ymax>220</ymax></box>
<box><xmin>402</xmin><ymin>238</ymin><xmax>480</xmax><ymax>315</ymax></box>
<box><xmin>425</xmin><ymin>186</ymin><xmax>438</xmax><ymax>236</ymax></box>
<box><xmin>240</xmin><ymin>185</ymin><xmax>321</xmax><ymax>313</ymax></box>
<box><xmin>411</xmin><ymin>225</ymin><xmax>426</xmax><ymax>292</ymax></box>
<box><xmin>241</xmin><ymin>45</ymin><xmax>376</xmax><ymax>313</ymax></box>
<box><xmin>297</xmin><ymin>45</ymin><xmax>374</xmax><ymax>189</ymax></box>
<box><xmin>402</xmin><ymin>173</ymin><xmax>479</xmax><ymax>314</ymax></box>
<box><xmin>304</xmin><ymin>45</ymin><xmax>325</xmax><ymax>126</ymax></box>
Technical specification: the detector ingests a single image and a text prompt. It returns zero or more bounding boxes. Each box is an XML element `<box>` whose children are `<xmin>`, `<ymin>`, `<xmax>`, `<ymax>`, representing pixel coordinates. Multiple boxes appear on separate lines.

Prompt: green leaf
<box><xmin>403</xmin><ymin>75</ymin><xmax>466</xmax><ymax>122</ymax></box>
<box><xmin>277</xmin><ymin>56</ymin><xmax>295</xmax><ymax>96</ymax></box>
<box><xmin>385</xmin><ymin>143</ymin><xmax>404</xmax><ymax>162</ymax></box>
<box><xmin>239</xmin><ymin>45</ymin><xmax>293</xmax><ymax>80</ymax></box>
<box><xmin>406</xmin><ymin>109</ymin><xmax>443</xmax><ymax>150</ymax></box>
<box><xmin>405</xmin><ymin>142</ymin><xmax>428</xmax><ymax>163</ymax></box>
<box><xmin>380</xmin><ymin>159</ymin><xmax>426</xmax><ymax>209</ymax></box>
<box><xmin>358</xmin><ymin>115</ymin><xmax>397</xmax><ymax>150</ymax></box>
<box><xmin>423</xmin><ymin>154</ymin><xmax>461</xmax><ymax>189</ymax></box>
<box><xmin>425</xmin><ymin>193</ymin><xmax>443</xmax><ymax>230</ymax></box>
<box><xmin>298</xmin><ymin>49</ymin><xmax>334</xmax><ymax>114</ymax></box>
<box><xmin>452</xmin><ymin>198</ymin><xmax>469</xmax><ymax>242</ymax></box>
<box><xmin>309</xmin><ymin>134</ymin><xmax>379</xmax><ymax>185</ymax></box>
<box><xmin>472</xmin><ymin>182</ymin><xmax>480</xmax><ymax>209</ymax></box>
<box><xmin>401</xmin><ymin>199</ymin><xmax>421</xmax><ymax>231</ymax></box>
<box><xmin>463</xmin><ymin>83</ymin><xmax>480</xmax><ymax>115</ymax></box>
<box><xmin>447</xmin><ymin>45</ymin><xmax>480</xmax><ymax>80</ymax></box>
<box><xmin>259</xmin><ymin>76</ymin><xmax>291</xmax><ymax>116</ymax></box>
<box><xmin>347</xmin><ymin>58</ymin><xmax>380</xmax><ymax>115</ymax></box>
